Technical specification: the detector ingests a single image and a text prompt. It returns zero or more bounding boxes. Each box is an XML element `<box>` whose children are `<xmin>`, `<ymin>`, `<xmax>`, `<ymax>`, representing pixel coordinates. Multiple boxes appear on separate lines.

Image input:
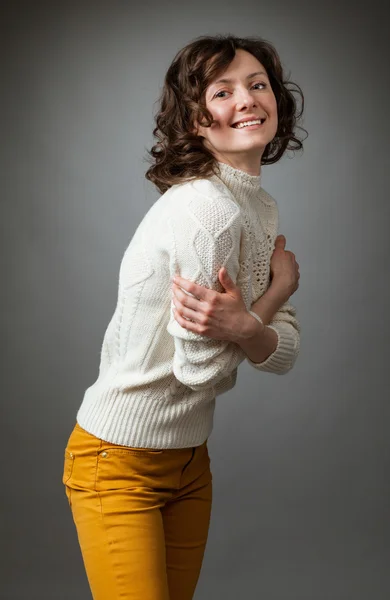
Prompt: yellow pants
<box><xmin>62</xmin><ymin>423</ymin><xmax>213</xmax><ymax>600</ymax></box>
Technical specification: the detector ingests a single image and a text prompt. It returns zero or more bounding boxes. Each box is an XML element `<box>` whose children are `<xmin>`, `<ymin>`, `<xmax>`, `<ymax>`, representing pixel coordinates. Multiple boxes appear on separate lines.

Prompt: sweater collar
<box><xmin>212</xmin><ymin>161</ymin><xmax>262</xmax><ymax>205</ymax></box>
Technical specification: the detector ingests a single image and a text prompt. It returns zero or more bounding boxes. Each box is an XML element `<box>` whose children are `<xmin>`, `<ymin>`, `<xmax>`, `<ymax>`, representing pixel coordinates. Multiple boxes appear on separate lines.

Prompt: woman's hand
<box><xmin>171</xmin><ymin>234</ymin><xmax>300</xmax><ymax>342</ymax></box>
<box><xmin>171</xmin><ymin>268</ymin><xmax>256</xmax><ymax>343</ymax></box>
<box><xmin>270</xmin><ymin>234</ymin><xmax>300</xmax><ymax>301</ymax></box>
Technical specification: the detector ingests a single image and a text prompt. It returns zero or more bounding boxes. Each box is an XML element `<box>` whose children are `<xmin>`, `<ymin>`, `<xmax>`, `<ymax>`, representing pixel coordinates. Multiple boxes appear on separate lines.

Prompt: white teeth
<box><xmin>234</xmin><ymin>119</ymin><xmax>263</xmax><ymax>129</ymax></box>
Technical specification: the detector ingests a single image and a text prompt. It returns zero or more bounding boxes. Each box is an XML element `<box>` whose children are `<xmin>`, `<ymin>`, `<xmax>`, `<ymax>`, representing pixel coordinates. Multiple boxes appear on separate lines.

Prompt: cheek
<box><xmin>206</xmin><ymin>105</ymin><xmax>232</xmax><ymax>128</ymax></box>
<box><xmin>268</xmin><ymin>95</ymin><xmax>278</xmax><ymax>117</ymax></box>
<box><xmin>263</xmin><ymin>97</ymin><xmax>278</xmax><ymax>130</ymax></box>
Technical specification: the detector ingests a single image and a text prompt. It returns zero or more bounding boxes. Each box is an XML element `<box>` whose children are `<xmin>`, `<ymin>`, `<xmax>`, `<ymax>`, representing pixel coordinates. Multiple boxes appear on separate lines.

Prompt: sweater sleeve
<box><xmin>166</xmin><ymin>184</ymin><xmax>247</xmax><ymax>391</ymax></box>
<box><xmin>246</xmin><ymin>301</ymin><xmax>301</xmax><ymax>374</ymax></box>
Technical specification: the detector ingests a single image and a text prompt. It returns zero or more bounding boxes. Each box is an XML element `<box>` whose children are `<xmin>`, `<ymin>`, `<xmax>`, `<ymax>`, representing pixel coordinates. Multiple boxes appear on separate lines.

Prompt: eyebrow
<box><xmin>212</xmin><ymin>71</ymin><xmax>267</xmax><ymax>86</ymax></box>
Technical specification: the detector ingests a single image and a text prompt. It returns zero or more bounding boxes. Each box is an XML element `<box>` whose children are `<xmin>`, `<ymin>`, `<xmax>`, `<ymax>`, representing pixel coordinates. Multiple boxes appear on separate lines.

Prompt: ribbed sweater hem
<box><xmin>76</xmin><ymin>387</ymin><xmax>216</xmax><ymax>449</ymax></box>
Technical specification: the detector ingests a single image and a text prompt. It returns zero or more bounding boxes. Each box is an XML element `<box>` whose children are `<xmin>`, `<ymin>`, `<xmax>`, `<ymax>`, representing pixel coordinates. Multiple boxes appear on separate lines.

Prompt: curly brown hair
<box><xmin>145</xmin><ymin>34</ymin><xmax>307</xmax><ymax>194</ymax></box>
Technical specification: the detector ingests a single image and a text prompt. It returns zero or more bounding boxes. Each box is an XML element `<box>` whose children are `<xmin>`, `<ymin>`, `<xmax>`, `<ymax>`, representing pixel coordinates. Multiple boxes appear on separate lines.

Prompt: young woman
<box><xmin>62</xmin><ymin>34</ymin><xmax>305</xmax><ymax>600</ymax></box>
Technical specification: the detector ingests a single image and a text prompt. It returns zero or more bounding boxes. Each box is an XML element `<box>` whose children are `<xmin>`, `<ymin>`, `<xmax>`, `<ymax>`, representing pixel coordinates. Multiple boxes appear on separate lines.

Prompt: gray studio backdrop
<box><xmin>2</xmin><ymin>1</ymin><xmax>389</xmax><ymax>599</ymax></box>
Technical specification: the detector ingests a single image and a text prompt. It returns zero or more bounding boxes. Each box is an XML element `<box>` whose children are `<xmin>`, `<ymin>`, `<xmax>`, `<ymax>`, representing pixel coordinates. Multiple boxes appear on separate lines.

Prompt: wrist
<box><xmin>268</xmin><ymin>279</ymin><xmax>291</xmax><ymax>305</ymax></box>
<box><xmin>240</xmin><ymin>310</ymin><xmax>266</xmax><ymax>341</ymax></box>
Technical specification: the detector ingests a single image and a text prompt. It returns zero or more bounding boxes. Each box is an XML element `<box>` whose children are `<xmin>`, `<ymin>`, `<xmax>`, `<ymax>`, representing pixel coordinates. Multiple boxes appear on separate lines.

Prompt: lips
<box><xmin>231</xmin><ymin>118</ymin><xmax>266</xmax><ymax>128</ymax></box>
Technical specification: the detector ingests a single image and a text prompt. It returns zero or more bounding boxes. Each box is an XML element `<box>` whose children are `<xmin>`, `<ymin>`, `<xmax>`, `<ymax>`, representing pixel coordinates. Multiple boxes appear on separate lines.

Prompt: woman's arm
<box><xmin>172</xmin><ymin>268</ymin><xmax>300</xmax><ymax>375</ymax></box>
<box><xmin>236</xmin><ymin>283</ymin><xmax>287</xmax><ymax>364</ymax></box>
<box><xmin>166</xmin><ymin>184</ymin><xmax>248</xmax><ymax>391</ymax></box>
<box><xmin>242</xmin><ymin>293</ymin><xmax>301</xmax><ymax>374</ymax></box>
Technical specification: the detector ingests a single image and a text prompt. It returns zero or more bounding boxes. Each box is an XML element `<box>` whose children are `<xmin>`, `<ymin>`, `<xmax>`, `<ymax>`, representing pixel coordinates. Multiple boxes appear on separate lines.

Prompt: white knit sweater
<box><xmin>77</xmin><ymin>162</ymin><xmax>300</xmax><ymax>448</ymax></box>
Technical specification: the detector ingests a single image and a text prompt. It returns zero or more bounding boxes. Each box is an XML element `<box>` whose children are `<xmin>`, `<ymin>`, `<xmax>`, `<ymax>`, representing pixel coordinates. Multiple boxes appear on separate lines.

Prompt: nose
<box><xmin>235</xmin><ymin>87</ymin><xmax>258</xmax><ymax>110</ymax></box>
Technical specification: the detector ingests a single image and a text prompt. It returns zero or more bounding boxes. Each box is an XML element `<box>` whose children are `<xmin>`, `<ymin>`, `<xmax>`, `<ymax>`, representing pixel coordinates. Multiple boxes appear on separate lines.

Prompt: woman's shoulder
<box><xmin>170</xmin><ymin>176</ymin><xmax>239</xmax><ymax>212</ymax></box>
<box><xmin>166</xmin><ymin>177</ymin><xmax>242</xmax><ymax>234</ymax></box>
<box><xmin>258</xmin><ymin>186</ymin><xmax>278</xmax><ymax>208</ymax></box>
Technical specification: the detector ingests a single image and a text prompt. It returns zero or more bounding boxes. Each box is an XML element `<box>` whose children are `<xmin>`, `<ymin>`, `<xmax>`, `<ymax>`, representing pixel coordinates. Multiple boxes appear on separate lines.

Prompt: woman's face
<box><xmin>195</xmin><ymin>49</ymin><xmax>278</xmax><ymax>174</ymax></box>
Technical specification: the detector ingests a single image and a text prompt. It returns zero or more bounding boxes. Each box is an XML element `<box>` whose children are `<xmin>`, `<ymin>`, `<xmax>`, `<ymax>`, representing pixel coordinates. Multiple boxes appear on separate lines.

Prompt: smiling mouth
<box><xmin>231</xmin><ymin>118</ymin><xmax>266</xmax><ymax>129</ymax></box>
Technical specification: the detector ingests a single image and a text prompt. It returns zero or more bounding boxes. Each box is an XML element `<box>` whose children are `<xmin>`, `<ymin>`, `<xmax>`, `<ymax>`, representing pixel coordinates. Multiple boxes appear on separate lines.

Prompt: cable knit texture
<box><xmin>77</xmin><ymin>162</ymin><xmax>300</xmax><ymax>448</ymax></box>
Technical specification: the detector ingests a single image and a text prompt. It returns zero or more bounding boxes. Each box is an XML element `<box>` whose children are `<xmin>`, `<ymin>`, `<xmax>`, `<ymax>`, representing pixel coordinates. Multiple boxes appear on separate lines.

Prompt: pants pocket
<box><xmin>95</xmin><ymin>447</ymin><xmax>166</xmax><ymax>492</ymax></box>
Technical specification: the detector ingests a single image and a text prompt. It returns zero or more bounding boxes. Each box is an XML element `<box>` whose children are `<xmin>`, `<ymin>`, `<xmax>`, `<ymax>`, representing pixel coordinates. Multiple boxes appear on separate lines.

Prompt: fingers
<box><xmin>274</xmin><ymin>234</ymin><xmax>286</xmax><ymax>249</ymax></box>
<box><xmin>172</xmin><ymin>276</ymin><xmax>210</xmax><ymax>301</ymax></box>
<box><xmin>173</xmin><ymin>308</ymin><xmax>208</xmax><ymax>336</ymax></box>
<box><xmin>172</xmin><ymin>299</ymin><xmax>204</xmax><ymax>325</ymax></box>
<box><xmin>172</xmin><ymin>289</ymin><xmax>210</xmax><ymax>335</ymax></box>
<box><xmin>172</xmin><ymin>283</ymin><xmax>203</xmax><ymax>313</ymax></box>
<box><xmin>218</xmin><ymin>267</ymin><xmax>235</xmax><ymax>293</ymax></box>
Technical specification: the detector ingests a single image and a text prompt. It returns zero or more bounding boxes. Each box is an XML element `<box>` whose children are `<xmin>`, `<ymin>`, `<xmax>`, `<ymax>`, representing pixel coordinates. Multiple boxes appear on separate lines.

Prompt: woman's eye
<box><xmin>214</xmin><ymin>90</ymin><xmax>229</xmax><ymax>98</ymax></box>
<box><xmin>214</xmin><ymin>82</ymin><xmax>266</xmax><ymax>99</ymax></box>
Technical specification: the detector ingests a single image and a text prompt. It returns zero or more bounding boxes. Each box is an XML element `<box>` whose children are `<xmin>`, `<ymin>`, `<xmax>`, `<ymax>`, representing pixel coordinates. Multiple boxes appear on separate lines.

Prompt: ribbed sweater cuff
<box><xmin>246</xmin><ymin>322</ymin><xmax>299</xmax><ymax>374</ymax></box>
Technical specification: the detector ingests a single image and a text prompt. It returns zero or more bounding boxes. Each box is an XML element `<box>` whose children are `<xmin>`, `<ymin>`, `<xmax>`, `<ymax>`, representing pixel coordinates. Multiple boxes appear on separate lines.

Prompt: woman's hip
<box><xmin>62</xmin><ymin>422</ymin><xmax>211</xmax><ymax>495</ymax></box>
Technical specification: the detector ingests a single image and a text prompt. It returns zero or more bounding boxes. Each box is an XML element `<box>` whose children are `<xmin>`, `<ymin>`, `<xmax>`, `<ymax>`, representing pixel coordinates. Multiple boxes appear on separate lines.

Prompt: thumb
<box><xmin>218</xmin><ymin>267</ymin><xmax>237</xmax><ymax>293</ymax></box>
<box><xmin>274</xmin><ymin>234</ymin><xmax>286</xmax><ymax>250</ymax></box>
